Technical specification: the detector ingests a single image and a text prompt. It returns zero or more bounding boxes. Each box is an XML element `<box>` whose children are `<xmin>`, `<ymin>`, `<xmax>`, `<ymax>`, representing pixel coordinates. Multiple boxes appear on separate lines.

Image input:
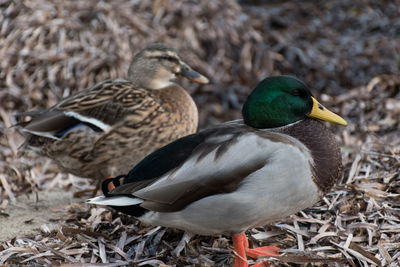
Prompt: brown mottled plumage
<box><xmin>18</xmin><ymin>43</ymin><xmax>209</xmax><ymax>180</ymax></box>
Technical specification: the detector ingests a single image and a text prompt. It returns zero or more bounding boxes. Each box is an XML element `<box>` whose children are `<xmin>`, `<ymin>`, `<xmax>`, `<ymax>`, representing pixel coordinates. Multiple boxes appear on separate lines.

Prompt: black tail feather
<box><xmin>102</xmin><ymin>175</ymin><xmax>126</xmax><ymax>196</ymax></box>
<box><xmin>101</xmin><ymin>175</ymin><xmax>147</xmax><ymax>217</ymax></box>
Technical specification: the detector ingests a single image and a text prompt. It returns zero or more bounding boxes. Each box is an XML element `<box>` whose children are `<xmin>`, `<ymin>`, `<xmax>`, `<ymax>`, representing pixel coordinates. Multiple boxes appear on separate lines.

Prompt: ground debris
<box><xmin>1</xmin><ymin>0</ymin><xmax>399</xmax><ymax>266</ymax></box>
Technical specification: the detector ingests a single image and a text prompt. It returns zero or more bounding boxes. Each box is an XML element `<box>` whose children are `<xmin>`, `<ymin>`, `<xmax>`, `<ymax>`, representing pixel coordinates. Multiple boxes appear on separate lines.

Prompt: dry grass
<box><xmin>1</xmin><ymin>0</ymin><xmax>399</xmax><ymax>266</ymax></box>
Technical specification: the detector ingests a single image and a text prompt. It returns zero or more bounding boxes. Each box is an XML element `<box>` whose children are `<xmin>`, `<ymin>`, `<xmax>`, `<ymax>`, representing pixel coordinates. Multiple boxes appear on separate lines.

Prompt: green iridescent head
<box><xmin>242</xmin><ymin>75</ymin><xmax>347</xmax><ymax>128</ymax></box>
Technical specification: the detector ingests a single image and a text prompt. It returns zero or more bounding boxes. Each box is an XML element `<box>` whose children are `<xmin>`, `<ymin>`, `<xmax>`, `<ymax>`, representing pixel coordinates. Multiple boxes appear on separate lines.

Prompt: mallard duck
<box><xmin>18</xmin><ymin>43</ymin><xmax>209</xmax><ymax>183</ymax></box>
<box><xmin>88</xmin><ymin>75</ymin><xmax>347</xmax><ymax>267</ymax></box>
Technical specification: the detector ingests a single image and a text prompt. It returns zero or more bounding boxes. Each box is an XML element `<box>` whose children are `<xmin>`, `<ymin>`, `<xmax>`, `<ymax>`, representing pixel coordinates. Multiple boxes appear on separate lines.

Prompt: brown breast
<box><xmin>154</xmin><ymin>84</ymin><xmax>199</xmax><ymax>139</ymax></box>
<box><xmin>278</xmin><ymin>119</ymin><xmax>343</xmax><ymax>193</ymax></box>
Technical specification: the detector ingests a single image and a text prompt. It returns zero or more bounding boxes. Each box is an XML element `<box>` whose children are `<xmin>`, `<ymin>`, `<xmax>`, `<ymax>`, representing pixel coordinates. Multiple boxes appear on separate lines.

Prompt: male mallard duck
<box><xmin>18</xmin><ymin>43</ymin><xmax>209</xmax><ymax>183</ymax></box>
<box><xmin>88</xmin><ymin>76</ymin><xmax>347</xmax><ymax>267</ymax></box>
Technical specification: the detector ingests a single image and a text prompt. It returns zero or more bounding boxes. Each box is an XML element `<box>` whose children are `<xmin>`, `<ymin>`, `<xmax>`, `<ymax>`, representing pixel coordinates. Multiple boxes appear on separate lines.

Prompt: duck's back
<box><xmin>87</xmin><ymin>84</ymin><xmax>198</xmax><ymax>177</ymax></box>
<box><xmin>21</xmin><ymin>81</ymin><xmax>199</xmax><ymax>179</ymax></box>
<box><xmin>105</xmin><ymin>119</ymin><xmax>342</xmax><ymax>235</ymax></box>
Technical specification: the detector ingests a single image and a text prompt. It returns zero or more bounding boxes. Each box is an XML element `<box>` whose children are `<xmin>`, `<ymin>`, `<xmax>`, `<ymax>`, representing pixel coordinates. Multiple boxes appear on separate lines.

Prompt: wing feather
<box><xmin>108</xmin><ymin>121</ymin><xmax>275</xmax><ymax>212</ymax></box>
<box><xmin>19</xmin><ymin>79</ymin><xmax>159</xmax><ymax>139</ymax></box>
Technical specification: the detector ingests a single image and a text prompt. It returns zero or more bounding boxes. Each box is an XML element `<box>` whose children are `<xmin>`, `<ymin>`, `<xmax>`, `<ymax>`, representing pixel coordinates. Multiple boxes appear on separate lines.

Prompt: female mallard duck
<box><xmin>89</xmin><ymin>76</ymin><xmax>347</xmax><ymax>267</ymax></box>
<box><xmin>19</xmin><ymin>43</ymin><xmax>209</xmax><ymax>183</ymax></box>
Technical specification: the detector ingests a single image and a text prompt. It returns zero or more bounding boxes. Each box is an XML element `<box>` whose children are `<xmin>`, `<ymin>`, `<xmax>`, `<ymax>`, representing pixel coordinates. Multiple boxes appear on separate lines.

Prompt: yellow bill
<box><xmin>307</xmin><ymin>97</ymin><xmax>347</xmax><ymax>126</ymax></box>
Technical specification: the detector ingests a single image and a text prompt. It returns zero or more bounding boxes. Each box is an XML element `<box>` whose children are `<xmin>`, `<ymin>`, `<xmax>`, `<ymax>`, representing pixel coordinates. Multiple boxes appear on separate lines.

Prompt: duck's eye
<box><xmin>292</xmin><ymin>89</ymin><xmax>306</xmax><ymax>97</ymax></box>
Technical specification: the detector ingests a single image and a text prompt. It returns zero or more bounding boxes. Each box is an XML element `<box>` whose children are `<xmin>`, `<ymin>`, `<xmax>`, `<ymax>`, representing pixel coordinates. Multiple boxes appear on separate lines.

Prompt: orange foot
<box><xmin>232</xmin><ymin>233</ymin><xmax>279</xmax><ymax>267</ymax></box>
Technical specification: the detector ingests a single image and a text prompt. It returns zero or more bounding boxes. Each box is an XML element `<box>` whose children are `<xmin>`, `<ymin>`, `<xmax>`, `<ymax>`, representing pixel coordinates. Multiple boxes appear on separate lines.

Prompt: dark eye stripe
<box><xmin>163</xmin><ymin>56</ymin><xmax>179</xmax><ymax>62</ymax></box>
<box><xmin>149</xmin><ymin>56</ymin><xmax>179</xmax><ymax>63</ymax></box>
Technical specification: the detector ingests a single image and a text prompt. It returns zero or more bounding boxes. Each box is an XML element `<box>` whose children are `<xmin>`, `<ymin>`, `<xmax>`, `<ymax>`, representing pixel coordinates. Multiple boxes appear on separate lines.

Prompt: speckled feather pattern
<box><xmin>25</xmin><ymin>82</ymin><xmax>198</xmax><ymax>179</ymax></box>
<box><xmin>20</xmin><ymin>43</ymin><xmax>206</xmax><ymax>180</ymax></box>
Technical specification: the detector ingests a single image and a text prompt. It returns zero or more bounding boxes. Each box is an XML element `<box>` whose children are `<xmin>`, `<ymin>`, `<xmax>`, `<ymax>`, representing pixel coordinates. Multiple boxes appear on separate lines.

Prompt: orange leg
<box><xmin>232</xmin><ymin>233</ymin><xmax>279</xmax><ymax>267</ymax></box>
<box><xmin>247</xmin><ymin>246</ymin><xmax>280</xmax><ymax>259</ymax></box>
<box><xmin>251</xmin><ymin>262</ymin><xmax>270</xmax><ymax>267</ymax></box>
<box><xmin>232</xmin><ymin>233</ymin><xmax>249</xmax><ymax>267</ymax></box>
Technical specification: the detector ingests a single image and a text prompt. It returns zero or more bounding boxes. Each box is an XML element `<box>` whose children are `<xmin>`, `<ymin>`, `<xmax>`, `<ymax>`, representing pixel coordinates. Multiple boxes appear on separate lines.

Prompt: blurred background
<box><xmin>2</xmin><ymin>0</ymin><xmax>399</xmax><ymax>125</ymax></box>
<box><xmin>0</xmin><ymin>0</ymin><xmax>399</xmax><ymax>266</ymax></box>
